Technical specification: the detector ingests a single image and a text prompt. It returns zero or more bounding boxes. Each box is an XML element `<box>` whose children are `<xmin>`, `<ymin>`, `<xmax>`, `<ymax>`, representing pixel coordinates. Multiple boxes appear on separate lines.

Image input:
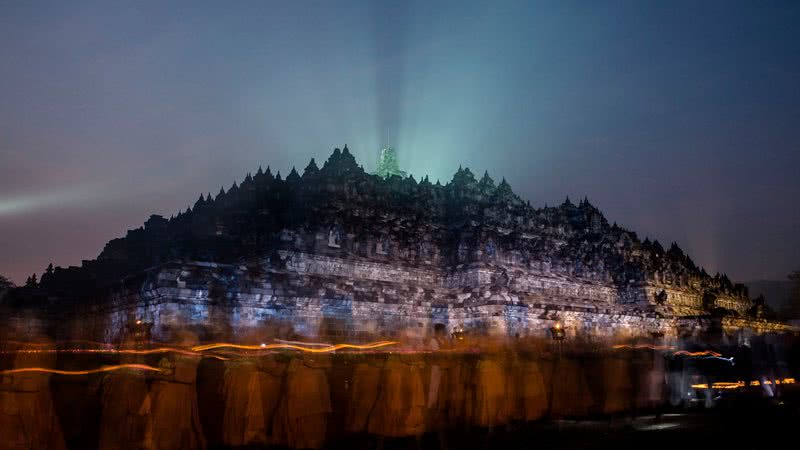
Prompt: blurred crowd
<box><xmin>0</xmin><ymin>323</ymin><xmax>798</xmax><ymax>450</ymax></box>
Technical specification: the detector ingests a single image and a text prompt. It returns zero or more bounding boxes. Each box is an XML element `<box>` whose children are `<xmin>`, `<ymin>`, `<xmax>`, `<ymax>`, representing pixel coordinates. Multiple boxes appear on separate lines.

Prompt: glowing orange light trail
<box><xmin>1</xmin><ymin>341</ymin><xmax>399</xmax><ymax>358</ymax></box>
<box><xmin>691</xmin><ymin>379</ymin><xmax>794</xmax><ymax>390</ymax></box>
<box><xmin>0</xmin><ymin>364</ymin><xmax>164</xmax><ymax>376</ymax></box>
<box><xmin>1</xmin><ymin>347</ymin><xmax>198</xmax><ymax>356</ymax></box>
<box><xmin>274</xmin><ymin>339</ymin><xmax>333</xmax><ymax>347</ymax></box>
<box><xmin>191</xmin><ymin>340</ymin><xmax>399</xmax><ymax>353</ymax></box>
<box><xmin>611</xmin><ymin>344</ymin><xmax>675</xmax><ymax>351</ymax></box>
<box><xmin>711</xmin><ymin>381</ymin><xmax>745</xmax><ymax>389</ymax></box>
<box><xmin>0</xmin><ymin>347</ymin><xmax>231</xmax><ymax>361</ymax></box>
<box><xmin>673</xmin><ymin>350</ymin><xmax>723</xmax><ymax>357</ymax></box>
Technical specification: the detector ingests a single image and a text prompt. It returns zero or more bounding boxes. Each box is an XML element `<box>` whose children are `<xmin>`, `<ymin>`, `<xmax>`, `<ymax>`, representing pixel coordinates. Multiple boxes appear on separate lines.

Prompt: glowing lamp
<box><xmin>549</xmin><ymin>322</ymin><xmax>566</xmax><ymax>341</ymax></box>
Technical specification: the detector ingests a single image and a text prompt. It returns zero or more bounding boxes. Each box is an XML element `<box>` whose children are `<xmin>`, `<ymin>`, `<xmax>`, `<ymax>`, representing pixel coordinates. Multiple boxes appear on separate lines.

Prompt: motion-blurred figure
<box><xmin>519</xmin><ymin>340</ymin><xmax>549</xmax><ymax>422</ymax></box>
<box><xmin>367</xmin><ymin>336</ymin><xmax>426</xmax><ymax>444</ymax></box>
<box><xmin>98</xmin><ymin>336</ymin><xmax>149</xmax><ymax>450</ymax></box>
<box><xmin>273</xmin><ymin>353</ymin><xmax>332</xmax><ymax>449</ymax></box>
<box><xmin>638</xmin><ymin>348</ymin><xmax>666</xmax><ymax>416</ymax></box>
<box><xmin>426</xmin><ymin>324</ymin><xmax>447</xmax><ymax>413</ymax></box>
<box><xmin>445</xmin><ymin>332</ymin><xmax>473</xmax><ymax>431</ymax></box>
<box><xmin>143</xmin><ymin>331</ymin><xmax>206</xmax><ymax>450</ymax></box>
<box><xmin>550</xmin><ymin>350</ymin><xmax>593</xmax><ymax>418</ymax></box>
<box><xmin>258</xmin><ymin>353</ymin><xmax>289</xmax><ymax>446</ymax></box>
<box><xmin>601</xmin><ymin>349</ymin><xmax>633</xmax><ymax>416</ymax></box>
<box><xmin>471</xmin><ymin>339</ymin><xmax>509</xmax><ymax>431</ymax></box>
<box><xmin>0</xmin><ymin>333</ymin><xmax>66</xmax><ymax>450</ymax></box>
<box><xmin>221</xmin><ymin>355</ymin><xmax>267</xmax><ymax>447</ymax></box>
<box><xmin>345</xmin><ymin>353</ymin><xmax>384</xmax><ymax>435</ymax></box>
<box><xmin>426</xmin><ymin>323</ymin><xmax>451</xmax><ymax>449</ymax></box>
<box><xmin>666</xmin><ymin>352</ymin><xmax>687</xmax><ymax>407</ymax></box>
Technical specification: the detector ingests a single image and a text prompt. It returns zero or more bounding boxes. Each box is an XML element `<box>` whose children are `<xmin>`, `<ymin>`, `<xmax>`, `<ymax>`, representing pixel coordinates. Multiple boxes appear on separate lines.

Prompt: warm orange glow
<box><xmin>0</xmin><ymin>364</ymin><xmax>164</xmax><ymax>376</ymax></box>
<box><xmin>3</xmin><ymin>347</ymin><xmax>199</xmax><ymax>356</ymax></box>
<box><xmin>713</xmin><ymin>381</ymin><xmax>745</xmax><ymax>389</ymax></box>
<box><xmin>691</xmin><ymin>382</ymin><xmax>742</xmax><ymax>390</ymax></box>
<box><xmin>1</xmin><ymin>346</ymin><xmax>233</xmax><ymax>361</ymax></box>
<box><xmin>692</xmin><ymin>379</ymin><xmax>795</xmax><ymax>390</ymax></box>
<box><xmin>2</xmin><ymin>340</ymin><xmax>399</xmax><ymax>358</ymax></box>
<box><xmin>611</xmin><ymin>344</ymin><xmax>675</xmax><ymax>351</ymax></box>
<box><xmin>192</xmin><ymin>340</ymin><xmax>399</xmax><ymax>353</ymax></box>
<box><xmin>673</xmin><ymin>350</ymin><xmax>723</xmax><ymax>357</ymax></box>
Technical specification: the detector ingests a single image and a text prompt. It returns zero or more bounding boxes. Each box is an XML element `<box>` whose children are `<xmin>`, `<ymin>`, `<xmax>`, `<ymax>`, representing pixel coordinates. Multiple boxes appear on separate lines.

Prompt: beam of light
<box><xmin>191</xmin><ymin>340</ymin><xmax>399</xmax><ymax>353</ymax></box>
<box><xmin>690</xmin><ymin>355</ymin><xmax>735</xmax><ymax>365</ymax></box>
<box><xmin>0</xmin><ymin>364</ymin><xmax>164</xmax><ymax>376</ymax></box>
<box><xmin>636</xmin><ymin>423</ymin><xmax>680</xmax><ymax>431</ymax></box>
<box><xmin>0</xmin><ymin>186</ymin><xmax>100</xmax><ymax>216</ymax></box>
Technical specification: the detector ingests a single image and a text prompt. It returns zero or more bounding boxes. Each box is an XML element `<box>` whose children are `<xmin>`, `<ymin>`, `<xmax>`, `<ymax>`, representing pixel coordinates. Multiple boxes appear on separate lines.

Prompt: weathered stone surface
<box><xmin>78</xmin><ymin>251</ymin><xmax>788</xmax><ymax>342</ymax></box>
<box><xmin>12</xmin><ymin>147</ymin><xmax>791</xmax><ymax>341</ymax></box>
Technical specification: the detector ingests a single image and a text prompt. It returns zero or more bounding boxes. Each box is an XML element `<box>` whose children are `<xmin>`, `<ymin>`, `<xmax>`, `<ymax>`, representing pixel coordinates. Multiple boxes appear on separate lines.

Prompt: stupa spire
<box><xmin>375</xmin><ymin>144</ymin><xmax>407</xmax><ymax>179</ymax></box>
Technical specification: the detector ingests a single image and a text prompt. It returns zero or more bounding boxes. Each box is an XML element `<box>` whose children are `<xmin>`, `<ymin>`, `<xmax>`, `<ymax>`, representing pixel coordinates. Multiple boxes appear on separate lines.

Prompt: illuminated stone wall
<box><xmin>68</xmin><ymin>252</ymin><xmax>789</xmax><ymax>343</ymax></box>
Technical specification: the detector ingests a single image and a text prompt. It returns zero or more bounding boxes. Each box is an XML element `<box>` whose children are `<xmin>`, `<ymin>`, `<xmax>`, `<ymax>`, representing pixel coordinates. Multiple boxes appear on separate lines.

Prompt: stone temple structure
<box><xmin>11</xmin><ymin>146</ymin><xmax>789</xmax><ymax>342</ymax></box>
<box><xmin>375</xmin><ymin>146</ymin><xmax>406</xmax><ymax>178</ymax></box>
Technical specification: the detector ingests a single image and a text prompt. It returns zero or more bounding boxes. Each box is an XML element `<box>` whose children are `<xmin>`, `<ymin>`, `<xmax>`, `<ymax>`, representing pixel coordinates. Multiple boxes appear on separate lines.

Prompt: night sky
<box><xmin>1</xmin><ymin>1</ymin><xmax>798</xmax><ymax>285</ymax></box>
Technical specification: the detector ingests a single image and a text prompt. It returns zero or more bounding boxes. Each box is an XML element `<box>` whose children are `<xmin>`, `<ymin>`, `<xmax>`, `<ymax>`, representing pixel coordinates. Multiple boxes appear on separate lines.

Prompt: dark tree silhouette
<box><xmin>0</xmin><ymin>274</ymin><xmax>13</xmax><ymax>291</ymax></box>
<box><xmin>0</xmin><ymin>274</ymin><xmax>13</xmax><ymax>303</ymax></box>
<box><xmin>24</xmin><ymin>273</ymin><xmax>38</xmax><ymax>288</ymax></box>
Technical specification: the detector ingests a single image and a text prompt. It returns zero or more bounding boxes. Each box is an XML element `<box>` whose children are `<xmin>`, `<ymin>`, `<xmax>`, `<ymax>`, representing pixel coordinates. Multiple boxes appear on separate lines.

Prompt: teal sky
<box><xmin>1</xmin><ymin>0</ymin><xmax>799</xmax><ymax>284</ymax></box>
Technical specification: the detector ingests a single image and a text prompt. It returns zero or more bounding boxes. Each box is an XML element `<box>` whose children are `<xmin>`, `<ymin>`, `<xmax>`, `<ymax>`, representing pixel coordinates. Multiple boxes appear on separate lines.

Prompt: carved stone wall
<box><xmin>61</xmin><ymin>252</ymin><xmax>789</xmax><ymax>343</ymax></box>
